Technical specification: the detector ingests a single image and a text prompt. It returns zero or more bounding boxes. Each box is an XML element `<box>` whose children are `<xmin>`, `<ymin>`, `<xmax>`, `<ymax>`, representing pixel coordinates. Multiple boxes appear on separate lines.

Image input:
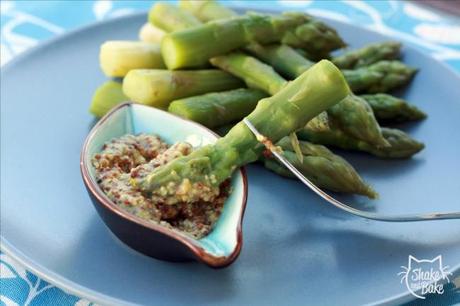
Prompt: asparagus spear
<box><xmin>99</xmin><ymin>41</ymin><xmax>165</xmax><ymax>77</ymax></box>
<box><xmin>264</xmin><ymin>137</ymin><xmax>377</xmax><ymax>198</ymax></box>
<box><xmin>332</xmin><ymin>41</ymin><xmax>402</xmax><ymax>69</ymax></box>
<box><xmin>280</xmin><ymin>13</ymin><xmax>345</xmax><ymax>60</ymax></box>
<box><xmin>180</xmin><ymin>0</ymin><xmax>344</xmax><ymax>60</ymax></box>
<box><xmin>149</xmin><ymin>2</ymin><xmax>201</xmax><ymax>32</ymax></box>
<box><xmin>89</xmin><ymin>81</ymin><xmax>128</xmax><ymax>118</ymax></box>
<box><xmin>214</xmin><ymin>123</ymin><xmax>375</xmax><ymax>197</ymax></box>
<box><xmin>297</xmin><ymin>123</ymin><xmax>425</xmax><ymax>159</ymax></box>
<box><xmin>168</xmin><ymin>88</ymin><xmax>268</xmax><ymax>128</ymax></box>
<box><xmin>122</xmin><ymin>69</ymin><xmax>243</xmax><ymax>108</ymax></box>
<box><xmin>328</xmin><ymin>95</ymin><xmax>389</xmax><ymax>147</ymax></box>
<box><xmin>343</xmin><ymin>60</ymin><xmax>417</xmax><ymax>93</ymax></box>
<box><xmin>139</xmin><ymin>23</ymin><xmax>166</xmax><ymax>43</ymax></box>
<box><xmin>179</xmin><ymin>0</ymin><xmax>238</xmax><ymax>21</ymax></box>
<box><xmin>136</xmin><ymin>60</ymin><xmax>351</xmax><ymax>204</ymax></box>
<box><xmin>211</xmin><ymin>52</ymin><xmax>387</xmax><ymax>146</ymax></box>
<box><xmin>161</xmin><ymin>11</ymin><xmax>345</xmax><ymax>69</ymax></box>
<box><xmin>245</xmin><ymin>43</ymin><xmax>314</xmax><ymax>79</ymax></box>
<box><xmin>361</xmin><ymin>93</ymin><xmax>427</xmax><ymax>123</ymax></box>
<box><xmin>210</xmin><ymin>52</ymin><xmax>287</xmax><ymax>95</ymax></box>
<box><xmin>244</xmin><ymin>43</ymin><xmax>415</xmax><ymax>94</ymax></box>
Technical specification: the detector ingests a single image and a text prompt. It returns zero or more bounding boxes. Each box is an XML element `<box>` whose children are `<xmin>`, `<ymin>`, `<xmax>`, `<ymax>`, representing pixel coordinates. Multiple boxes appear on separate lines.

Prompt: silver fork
<box><xmin>243</xmin><ymin>118</ymin><xmax>460</xmax><ymax>222</ymax></box>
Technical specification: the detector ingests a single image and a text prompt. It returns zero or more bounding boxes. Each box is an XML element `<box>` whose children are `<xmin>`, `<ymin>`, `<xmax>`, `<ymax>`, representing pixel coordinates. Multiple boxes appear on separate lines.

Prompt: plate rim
<box><xmin>1</xmin><ymin>9</ymin><xmax>460</xmax><ymax>306</ymax></box>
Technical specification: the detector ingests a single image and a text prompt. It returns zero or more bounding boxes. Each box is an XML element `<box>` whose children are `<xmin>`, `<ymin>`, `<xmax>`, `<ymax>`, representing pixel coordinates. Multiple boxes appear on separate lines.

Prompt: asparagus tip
<box><xmin>363</xmin><ymin>185</ymin><xmax>379</xmax><ymax>199</ymax></box>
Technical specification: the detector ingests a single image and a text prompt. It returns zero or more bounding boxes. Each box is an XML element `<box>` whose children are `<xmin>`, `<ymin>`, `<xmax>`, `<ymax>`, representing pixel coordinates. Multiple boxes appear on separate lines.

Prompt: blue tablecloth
<box><xmin>1</xmin><ymin>1</ymin><xmax>459</xmax><ymax>305</ymax></box>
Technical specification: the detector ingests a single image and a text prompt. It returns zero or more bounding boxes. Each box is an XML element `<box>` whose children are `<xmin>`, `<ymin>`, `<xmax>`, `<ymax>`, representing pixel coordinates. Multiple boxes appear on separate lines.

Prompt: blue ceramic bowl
<box><xmin>80</xmin><ymin>103</ymin><xmax>248</xmax><ymax>268</ymax></box>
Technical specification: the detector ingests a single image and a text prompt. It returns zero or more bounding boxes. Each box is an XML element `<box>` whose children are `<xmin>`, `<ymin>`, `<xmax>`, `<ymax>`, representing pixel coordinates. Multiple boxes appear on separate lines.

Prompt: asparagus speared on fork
<box><xmin>332</xmin><ymin>41</ymin><xmax>402</xmax><ymax>69</ymax></box>
<box><xmin>297</xmin><ymin>123</ymin><xmax>425</xmax><ymax>159</ymax></box>
<box><xmin>136</xmin><ymin>60</ymin><xmax>351</xmax><ymax>204</ymax></box>
<box><xmin>361</xmin><ymin>94</ymin><xmax>427</xmax><ymax>123</ymax></box>
<box><xmin>122</xmin><ymin>69</ymin><xmax>243</xmax><ymax>108</ymax></box>
<box><xmin>263</xmin><ymin>138</ymin><xmax>377</xmax><ymax>198</ymax></box>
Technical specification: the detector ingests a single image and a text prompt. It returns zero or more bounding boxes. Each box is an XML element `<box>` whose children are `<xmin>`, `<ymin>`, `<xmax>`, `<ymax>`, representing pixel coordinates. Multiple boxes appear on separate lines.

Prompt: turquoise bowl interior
<box><xmin>81</xmin><ymin>103</ymin><xmax>247</xmax><ymax>267</ymax></box>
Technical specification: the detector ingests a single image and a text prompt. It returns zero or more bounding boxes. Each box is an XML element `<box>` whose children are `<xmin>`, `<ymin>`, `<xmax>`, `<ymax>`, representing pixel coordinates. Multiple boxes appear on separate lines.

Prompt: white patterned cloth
<box><xmin>1</xmin><ymin>1</ymin><xmax>459</xmax><ymax>305</ymax></box>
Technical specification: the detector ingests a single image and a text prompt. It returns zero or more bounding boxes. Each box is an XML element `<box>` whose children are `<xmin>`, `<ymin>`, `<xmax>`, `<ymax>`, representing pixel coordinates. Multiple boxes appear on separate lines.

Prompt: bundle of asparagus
<box><xmin>147</xmin><ymin>3</ymin><xmax>387</xmax><ymax>148</ymax></box>
<box><xmin>89</xmin><ymin>0</ymin><xmax>427</xmax><ymax>199</ymax></box>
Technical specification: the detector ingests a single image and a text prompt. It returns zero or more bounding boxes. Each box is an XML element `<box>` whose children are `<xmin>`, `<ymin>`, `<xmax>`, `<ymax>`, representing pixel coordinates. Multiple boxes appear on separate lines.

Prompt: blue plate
<box><xmin>1</xmin><ymin>11</ymin><xmax>460</xmax><ymax>306</ymax></box>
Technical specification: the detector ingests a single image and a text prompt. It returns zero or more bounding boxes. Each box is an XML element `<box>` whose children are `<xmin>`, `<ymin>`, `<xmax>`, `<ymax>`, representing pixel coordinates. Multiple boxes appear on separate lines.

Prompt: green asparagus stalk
<box><xmin>139</xmin><ymin>23</ymin><xmax>166</xmax><ymax>43</ymax></box>
<box><xmin>280</xmin><ymin>13</ymin><xmax>345</xmax><ymax>60</ymax></box>
<box><xmin>245</xmin><ymin>43</ymin><xmax>314</xmax><ymax>79</ymax></box>
<box><xmin>328</xmin><ymin>95</ymin><xmax>389</xmax><ymax>147</ymax></box>
<box><xmin>214</xmin><ymin>122</ymin><xmax>375</xmax><ymax>197</ymax></box>
<box><xmin>161</xmin><ymin>11</ymin><xmax>345</xmax><ymax>69</ymax></box>
<box><xmin>122</xmin><ymin>69</ymin><xmax>243</xmax><ymax>108</ymax></box>
<box><xmin>210</xmin><ymin>52</ymin><xmax>287</xmax><ymax>95</ymax></box>
<box><xmin>136</xmin><ymin>60</ymin><xmax>351</xmax><ymax>204</ymax></box>
<box><xmin>213</xmin><ymin>123</ymin><xmax>375</xmax><ymax>197</ymax></box>
<box><xmin>179</xmin><ymin>0</ymin><xmax>238</xmax><ymax>21</ymax></box>
<box><xmin>297</xmin><ymin>123</ymin><xmax>425</xmax><ymax>159</ymax></box>
<box><xmin>343</xmin><ymin>60</ymin><xmax>417</xmax><ymax>93</ymax></box>
<box><xmin>361</xmin><ymin>93</ymin><xmax>426</xmax><ymax>123</ymax></box>
<box><xmin>264</xmin><ymin>137</ymin><xmax>377</xmax><ymax>198</ymax></box>
<box><xmin>89</xmin><ymin>81</ymin><xmax>128</xmax><ymax>118</ymax></box>
<box><xmin>180</xmin><ymin>0</ymin><xmax>345</xmax><ymax>61</ymax></box>
<box><xmin>332</xmin><ymin>41</ymin><xmax>401</xmax><ymax>69</ymax></box>
<box><xmin>245</xmin><ymin>43</ymin><xmax>415</xmax><ymax>94</ymax></box>
<box><xmin>168</xmin><ymin>88</ymin><xmax>268</xmax><ymax>128</ymax></box>
<box><xmin>149</xmin><ymin>2</ymin><xmax>201</xmax><ymax>32</ymax></box>
<box><xmin>211</xmin><ymin>51</ymin><xmax>387</xmax><ymax>146</ymax></box>
<box><xmin>99</xmin><ymin>41</ymin><xmax>165</xmax><ymax>77</ymax></box>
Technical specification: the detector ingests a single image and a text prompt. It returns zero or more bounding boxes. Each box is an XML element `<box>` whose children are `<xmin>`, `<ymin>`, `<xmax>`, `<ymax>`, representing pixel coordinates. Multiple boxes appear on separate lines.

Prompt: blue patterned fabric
<box><xmin>1</xmin><ymin>1</ymin><xmax>459</xmax><ymax>305</ymax></box>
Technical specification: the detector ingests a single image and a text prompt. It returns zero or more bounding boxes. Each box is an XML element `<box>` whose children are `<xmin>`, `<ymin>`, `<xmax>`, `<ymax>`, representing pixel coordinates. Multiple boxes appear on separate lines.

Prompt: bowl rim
<box><xmin>80</xmin><ymin>102</ymin><xmax>248</xmax><ymax>268</ymax></box>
